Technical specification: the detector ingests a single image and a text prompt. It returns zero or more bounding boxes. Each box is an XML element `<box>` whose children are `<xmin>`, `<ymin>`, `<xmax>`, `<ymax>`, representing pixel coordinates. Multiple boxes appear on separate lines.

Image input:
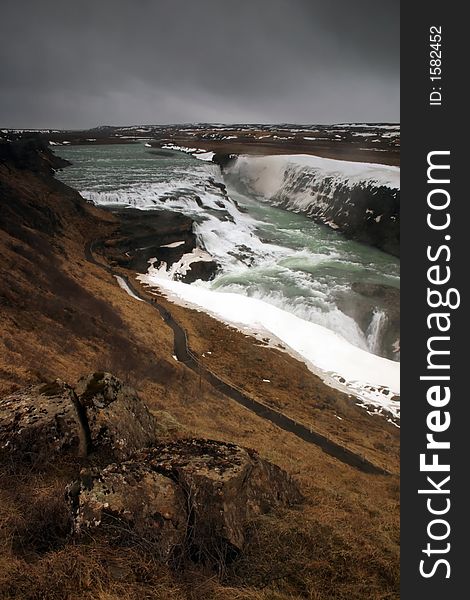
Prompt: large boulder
<box><xmin>69</xmin><ymin>463</ymin><xmax>187</xmax><ymax>562</ymax></box>
<box><xmin>0</xmin><ymin>373</ymin><xmax>157</xmax><ymax>464</ymax></box>
<box><xmin>0</xmin><ymin>380</ymin><xmax>86</xmax><ymax>462</ymax></box>
<box><xmin>69</xmin><ymin>439</ymin><xmax>302</xmax><ymax>562</ymax></box>
<box><xmin>145</xmin><ymin>439</ymin><xmax>303</xmax><ymax>555</ymax></box>
<box><xmin>75</xmin><ymin>372</ymin><xmax>157</xmax><ymax>460</ymax></box>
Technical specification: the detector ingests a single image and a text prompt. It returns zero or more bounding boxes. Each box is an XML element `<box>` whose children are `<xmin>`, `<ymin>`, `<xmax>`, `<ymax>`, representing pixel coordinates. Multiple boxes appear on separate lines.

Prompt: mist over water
<box><xmin>56</xmin><ymin>143</ymin><xmax>400</xmax><ymax>359</ymax></box>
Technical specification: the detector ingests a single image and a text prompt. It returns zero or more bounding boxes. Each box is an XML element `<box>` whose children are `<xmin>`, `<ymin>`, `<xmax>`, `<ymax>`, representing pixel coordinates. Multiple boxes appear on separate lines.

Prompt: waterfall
<box><xmin>366</xmin><ymin>309</ymin><xmax>388</xmax><ymax>354</ymax></box>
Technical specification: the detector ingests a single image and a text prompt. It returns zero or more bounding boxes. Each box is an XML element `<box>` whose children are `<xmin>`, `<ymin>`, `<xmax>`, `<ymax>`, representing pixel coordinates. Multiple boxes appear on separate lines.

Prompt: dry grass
<box><xmin>0</xmin><ymin>458</ymin><xmax>399</xmax><ymax>599</ymax></box>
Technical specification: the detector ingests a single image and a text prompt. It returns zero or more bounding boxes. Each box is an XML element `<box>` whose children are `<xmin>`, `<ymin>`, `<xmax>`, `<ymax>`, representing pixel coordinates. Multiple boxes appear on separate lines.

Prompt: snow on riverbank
<box><xmin>161</xmin><ymin>143</ymin><xmax>214</xmax><ymax>162</ymax></box>
<box><xmin>137</xmin><ymin>274</ymin><xmax>400</xmax><ymax>420</ymax></box>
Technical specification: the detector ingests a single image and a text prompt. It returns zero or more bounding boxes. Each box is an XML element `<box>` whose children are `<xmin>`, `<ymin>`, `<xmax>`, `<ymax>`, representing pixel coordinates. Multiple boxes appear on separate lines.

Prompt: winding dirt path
<box><xmin>85</xmin><ymin>241</ymin><xmax>389</xmax><ymax>476</ymax></box>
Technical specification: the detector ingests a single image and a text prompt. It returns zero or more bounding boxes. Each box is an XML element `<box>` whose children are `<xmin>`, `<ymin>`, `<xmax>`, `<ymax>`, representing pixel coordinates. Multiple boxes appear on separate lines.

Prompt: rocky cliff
<box><xmin>0</xmin><ymin>137</ymin><xmax>71</xmax><ymax>174</ymax></box>
<box><xmin>220</xmin><ymin>153</ymin><xmax>400</xmax><ymax>257</ymax></box>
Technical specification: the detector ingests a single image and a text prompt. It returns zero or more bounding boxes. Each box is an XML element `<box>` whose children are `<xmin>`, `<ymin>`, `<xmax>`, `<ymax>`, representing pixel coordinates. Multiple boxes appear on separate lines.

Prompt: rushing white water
<box><xmin>56</xmin><ymin>142</ymin><xmax>400</xmax><ymax>419</ymax></box>
<box><xmin>225</xmin><ymin>154</ymin><xmax>400</xmax><ymax>196</ymax></box>
<box><xmin>366</xmin><ymin>309</ymin><xmax>388</xmax><ymax>355</ymax></box>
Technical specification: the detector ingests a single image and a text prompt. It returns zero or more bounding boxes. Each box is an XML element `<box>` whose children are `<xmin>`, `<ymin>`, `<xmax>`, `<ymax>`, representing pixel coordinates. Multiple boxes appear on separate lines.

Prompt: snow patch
<box><xmin>194</xmin><ymin>151</ymin><xmax>215</xmax><ymax>162</ymax></box>
<box><xmin>160</xmin><ymin>240</ymin><xmax>185</xmax><ymax>248</ymax></box>
<box><xmin>114</xmin><ymin>276</ymin><xmax>143</xmax><ymax>302</ymax></box>
<box><xmin>161</xmin><ymin>143</ymin><xmax>198</xmax><ymax>153</ymax></box>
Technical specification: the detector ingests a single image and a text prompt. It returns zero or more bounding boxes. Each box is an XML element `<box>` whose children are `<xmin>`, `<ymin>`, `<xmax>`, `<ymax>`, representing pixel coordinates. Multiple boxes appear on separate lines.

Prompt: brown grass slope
<box><xmin>0</xmin><ymin>144</ymin><xmax>399</xmax><ymax>600</ymax></box>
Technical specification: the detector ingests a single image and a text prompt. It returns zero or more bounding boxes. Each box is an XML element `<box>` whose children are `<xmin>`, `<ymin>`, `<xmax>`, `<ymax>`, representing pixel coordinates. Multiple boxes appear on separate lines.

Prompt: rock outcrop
<box><xmin>0</xmin><ymin>372</ymin><xmax>157</xmax><ymax>463</ymax></box>
<box><xmin>102</xmin><ymin>207</ymin><xmax>219</xmax><ymax>282</ymax></box>
<box><xmin>1</xmin><ymin>374</ymin><xmax>302</xmax><ymax>567</ymax></box>
<box><xmin>70</xmin><ymin>463</ymin><xmax>187</xmax><ymax>561</ymax></box>
<box><xmin>104</xmin><ymin>208</ymin><xmax>196</xmax><ymax>273</ymax></box>
<box><xmin>0</xmin><ymin>380</ymin><xmax>86</xmax><ymax>461</ymax></box>
<box><xmin>179</xmin><ymin>259</ymin><xmax>219</xmax><ymax>284</ymax></box>
<box><xmin>143</xmin><ymin>439</ymin><xmax>303</xmax><ymax>554</ymax></box>
<box><xmin>75</xmin><ymin>372</ymin><xmax>158</xmax><ymax>460</ymax></box>
<box><xmin>212</xmin><ymin>153</ymin><xmax>237</xmax><ymax>170</ymax></box>
<box><xmin>69</xmin><ymin>438</ymin><xmax>302</xmax><ymax>562</ymax></box>
<box><xmin>0</xmin><ymin>138</ymin><xmax>70</xmax><ymax>174</ymax></box>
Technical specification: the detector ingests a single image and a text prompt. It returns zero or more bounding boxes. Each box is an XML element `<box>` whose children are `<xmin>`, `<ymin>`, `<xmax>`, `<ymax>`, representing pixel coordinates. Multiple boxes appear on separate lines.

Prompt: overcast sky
<box><xmin>0</xmin><ymin>0</ymin><xmax>399</xmax><ymax>128</ymax></box>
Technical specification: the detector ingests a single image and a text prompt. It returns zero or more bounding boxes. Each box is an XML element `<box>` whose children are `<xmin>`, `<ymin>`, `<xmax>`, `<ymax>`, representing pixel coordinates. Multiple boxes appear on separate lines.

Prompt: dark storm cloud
<box><xmin>0</xmin><ymin>0</ymin><xmax>399</xmax><ymax>128</ymax></box>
